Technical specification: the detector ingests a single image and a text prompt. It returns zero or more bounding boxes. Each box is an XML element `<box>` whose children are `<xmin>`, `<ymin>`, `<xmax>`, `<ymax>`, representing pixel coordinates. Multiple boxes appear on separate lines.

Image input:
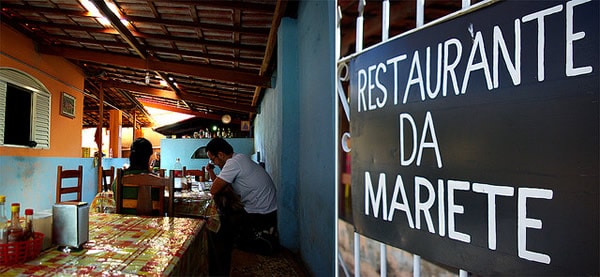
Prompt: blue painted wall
<box><xmin>255</xmin><ymin>17</ymin><xmax>300</xmax><ymax>251</ymax></box>
<box><xmin>254</xmin><ymin>1</ymin><xmax>336</xmax><ymax>275</ymax></box>
<box><xmin>296</xmin><ymin>1</ymin><xmax>337</xmax><ymax>275</ymax></box>
<box><xmin>0</xmin><ymin>157</ymin><xmax>127</xmax><ymax>213</ymax></box>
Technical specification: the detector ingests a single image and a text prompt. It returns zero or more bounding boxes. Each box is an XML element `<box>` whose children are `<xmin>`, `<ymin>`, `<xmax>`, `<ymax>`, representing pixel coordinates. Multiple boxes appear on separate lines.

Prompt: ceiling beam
<box><xmin>38</xmin><ymin>45</ymin><xmax>271</xmax><ymax>87</ymax></box>
<box><xmin>126</xmin><ymin>15</ymin><xmax>269</xmax><ymax>36</ymax></box>
<box><xmin>103</xmin><ymin>81</ymin><xmax>180</xmax><ymax>100</ymax></box>
<box><xmin>16</xmin><ymin>20</ymin><xmax>266</xmax><ymax>53</ymax></box>
<box><xmin>179</xmin><ymin>90</ymin><xmax>256</xmax><ymax>114</ymax></box>
<box><xmin>139</xmin><ymin>100</ymin><xmax>242</xmax><ymax>124</ymax></box>
<box><xmin>106</xmin><ymin>80</ymin><xmax>256</xmax><ymax>114</ymax></box>
<box><xmin>90</xmin><ymin>0</ymin><xmax>147</xmax><ymax>59</ymax></box>
<box><xmin>168</xmin><ymin>1</ymin><xmax>275</xmax><ymax>13</ymax></box>
<box><xmin>252</xmin><ymin>0</ymin><xmax>287</xmax><ymax>106</ymax></box>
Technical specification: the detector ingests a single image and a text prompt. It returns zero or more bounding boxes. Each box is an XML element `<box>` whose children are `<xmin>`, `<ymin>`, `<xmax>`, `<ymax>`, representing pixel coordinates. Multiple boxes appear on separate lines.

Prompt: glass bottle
<box><xmin>23</xmin><ymin>209</ymin><xmax>33</xmax><ymax>240</ymax></box>
<box><xmin>7</xmin><ymin>203</ymin><xmax>23</xmax><ymax>242</ymax></box>
<box><xmin>0</xmin><ymin>195</ymin><xmax>8</xmax><ymax>244</ymax></box>
<box><xmin>173</xmin><ymin>158</ymin><xmax>183</xmax><ymax>192</ymax></box>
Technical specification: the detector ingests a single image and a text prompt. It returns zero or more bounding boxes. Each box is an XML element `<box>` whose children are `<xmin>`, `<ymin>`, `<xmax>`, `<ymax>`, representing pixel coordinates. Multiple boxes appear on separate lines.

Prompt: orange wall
<box><xmin>0</xmin><ymin>23</ymin><xmax>85</xmax><ymax>157</ymax></box>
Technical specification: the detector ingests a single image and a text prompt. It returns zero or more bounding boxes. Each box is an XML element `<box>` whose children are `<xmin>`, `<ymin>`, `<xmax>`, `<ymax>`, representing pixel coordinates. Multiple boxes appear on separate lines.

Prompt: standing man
<box><xmin>205</xmin><ymin>137</ymin><xmax>278</xmax><ymax>274</ymax></box>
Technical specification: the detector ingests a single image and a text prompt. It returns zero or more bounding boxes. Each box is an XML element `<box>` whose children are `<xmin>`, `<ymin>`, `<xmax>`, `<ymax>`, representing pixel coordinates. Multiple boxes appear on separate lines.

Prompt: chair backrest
<box><xmin>115</xmin><ymin>168</ymin><xmax>172</xmax><ymax>216</ymax></box>
<box><xmin>101</xmin><ymin>166</ymin><xmax>115</xmax><ymax>191</ymax></box>
<box><xmin>182</xmin><ymin>166</ymin><xmax>205</xmax><ymax>181</ymax></box>
<box><xmin>56</xmin><ymin>165</ymin><xmax>83</xmax><ymax>203</ymax></box>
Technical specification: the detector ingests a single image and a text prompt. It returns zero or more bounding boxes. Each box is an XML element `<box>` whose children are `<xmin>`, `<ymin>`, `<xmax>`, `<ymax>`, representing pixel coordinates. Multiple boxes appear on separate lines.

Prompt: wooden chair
<box><xmin>115</xmin><ymin>168</ymin><xmax>172</xmax><ymax>216</ymax></box>
<box><xmin>56</xmin><ymin>165</ymin><xmax>83</xmax><ymax>203</ymax></box>
<box><xmin>183</xmin><ymin>166</ymin><xmax>205</xmax><ymax>181</ymax></box>
<box><xmin>101</xmin><ymin>166</ymin><xmax>115</xmax><ymax>191</ymax></box>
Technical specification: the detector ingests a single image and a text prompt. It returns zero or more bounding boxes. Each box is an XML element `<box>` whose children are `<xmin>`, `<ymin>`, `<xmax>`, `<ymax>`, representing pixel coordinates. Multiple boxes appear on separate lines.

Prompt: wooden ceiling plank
<box><xmin>126</xmin><ymin>15</ymin><xmax>270</xmax><ymax>36</ymax></box>
<box><xmin>138</xmin><ymin>100</ymin><xmax>241</xmax><ymax>124</ymax></box>
<box><xmin>38</xmin><ymin>45</ymin><xmax>271</xmax><ymax>87</ymax></box>
<box><xmin>167</xmin><ymin>1</ymin><xmax>275</xmax><ymax>13</ymax></box>
<box><xmin>179</xmin><ymin>91</ymin><xmax>256</xmax><ymax>114</ymax></box>
<box><xmin>90</xmin><ymin>0</ymin><xmax>147</xmax><ymax>59</ymax></box>
<box><xmin>104</xmin><ymin>81</ymin><xmax>180</xmax><ymax>100</ymax></box>
<box><xmin>107</xmin><ymin>80</ymin><xmax>255</xmax><ymax>114</ymax></box>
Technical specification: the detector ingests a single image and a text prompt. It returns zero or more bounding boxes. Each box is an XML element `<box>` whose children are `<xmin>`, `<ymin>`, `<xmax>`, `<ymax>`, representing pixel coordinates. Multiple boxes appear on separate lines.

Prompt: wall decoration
<box><xmin>241</xmin><ymin>120</ymin><xmax>250</xmax><ymax>131</ymax></box>
<box><xmin>60</xmin><ymin>92</ymin><xmax>76</xmax><ymax>118</ymax></box>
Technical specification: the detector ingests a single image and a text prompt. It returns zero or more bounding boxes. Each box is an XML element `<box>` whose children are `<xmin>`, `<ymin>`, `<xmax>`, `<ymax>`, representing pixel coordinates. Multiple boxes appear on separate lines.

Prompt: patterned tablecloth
<box><xmin>171</xmin><ymin>190</ymin><xmax>221</xmax><ymax>232</ymax></box>
<box><xmin>0</xmin><ymin>213</ymin><xmax>207</xmax><ymax>276</ymax></box>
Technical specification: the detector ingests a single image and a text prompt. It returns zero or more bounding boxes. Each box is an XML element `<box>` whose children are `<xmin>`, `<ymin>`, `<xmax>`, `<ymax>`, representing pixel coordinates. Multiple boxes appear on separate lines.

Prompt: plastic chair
<box><xmin>55</xmin><ymin>165</ymin><xmax>83</xmax><ymax>203</ymax></box>
<box><xmin>115</xmin><ymin>168</ymin><xmax>172</xmax><ymax>216</ymax></box>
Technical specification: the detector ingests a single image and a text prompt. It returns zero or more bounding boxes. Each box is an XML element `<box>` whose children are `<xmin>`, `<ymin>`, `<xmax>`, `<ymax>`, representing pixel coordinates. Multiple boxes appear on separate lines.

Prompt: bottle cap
<box><xmin>25</xmin><ymin>209</ymin><xmax>33</xmax><ymax>215</ymax></box>
<box><xmin>0</xmin><ymin>195</ymin><xmax>5</xmax><ymax>203</ymax></box>
<box><xmin>11</xmin><ymin>203</ymin><xmax>19</xmax><ymax>207</ymax></box>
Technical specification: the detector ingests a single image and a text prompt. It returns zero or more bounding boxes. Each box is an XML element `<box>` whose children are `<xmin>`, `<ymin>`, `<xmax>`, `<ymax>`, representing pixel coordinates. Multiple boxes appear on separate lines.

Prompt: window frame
<box><xmin>0</xmin><ymin>67</ymin><xmax>51</xmax><ymax>149</ymax></box>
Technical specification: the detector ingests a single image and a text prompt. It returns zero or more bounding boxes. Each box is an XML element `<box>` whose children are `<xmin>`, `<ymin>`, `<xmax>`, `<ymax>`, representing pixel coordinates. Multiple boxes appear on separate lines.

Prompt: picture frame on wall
<box><xmin>241</xmin><ymin>120</ymin><xmax>250</xmax><ymax>131</ymax></box>
<box><xmin>60</xmin><ymin>92</ymin><xmax>76</xmax><ymax>118</ymax></box>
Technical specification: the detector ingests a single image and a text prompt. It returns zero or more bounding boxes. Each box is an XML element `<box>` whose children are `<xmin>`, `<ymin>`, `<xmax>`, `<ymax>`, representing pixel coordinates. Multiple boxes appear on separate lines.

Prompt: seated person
<box><xmin>205</xmin><ymin>138</ymin><xmax>278</xmax><ymax>274</ymax></box>
<box><xmin>113</xmin><ymin>137</ymin><xmax>162</xmax><ymax>216</ymax></box>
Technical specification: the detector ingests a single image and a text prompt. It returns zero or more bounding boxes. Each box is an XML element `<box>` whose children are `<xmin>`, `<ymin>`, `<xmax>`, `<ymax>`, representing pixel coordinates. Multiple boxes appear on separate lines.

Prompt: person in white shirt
<box><xmin>205</xmin><ymin>137</ymin><xmax>278</xmax><ymax>274</ymax></box>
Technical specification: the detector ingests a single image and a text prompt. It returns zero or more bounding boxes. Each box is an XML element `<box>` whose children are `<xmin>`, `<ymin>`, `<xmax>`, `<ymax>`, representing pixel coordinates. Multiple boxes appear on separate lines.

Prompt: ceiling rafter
<box><xmin>17</xmin><ymin>20</ymin><xmax>268</xmax><ymax>53</ymax></box>
<box><xmin>106</xmin><ymin>80</ymin><xmax>256</xmax><ymax>114</ymax></box>
<box><xmin>252</xmin><ymin>0</ymin><xmax>287</xmax><ymax>106</ymax></box>
<box><xmin>0</xmin><ymin>0</ymin><xmax>287</xmax><ymax>131</ymax></box>
<box><xmin>37</xmin><ymin>45</ymin><xmax>271</xmax><ymax>87</ymax></box>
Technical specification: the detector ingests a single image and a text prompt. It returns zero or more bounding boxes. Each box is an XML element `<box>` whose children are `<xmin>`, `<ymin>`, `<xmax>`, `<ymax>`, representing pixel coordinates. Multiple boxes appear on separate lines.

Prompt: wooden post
<box><xmin>97</xmin><ymin>82</ymin><xmax>104</xmax><ymax>193</ymax></box>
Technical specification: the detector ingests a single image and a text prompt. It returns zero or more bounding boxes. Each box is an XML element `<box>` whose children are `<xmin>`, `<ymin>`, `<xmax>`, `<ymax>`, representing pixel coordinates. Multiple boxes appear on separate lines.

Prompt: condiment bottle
<box><xmin>0</xmin><ymin>196</ymin><xmax>8</xmax><ymax>244</ymax></box>
<box><xmin>173</xmin><ymin>158</ymin><xmax>183</xmax><ymax>192</ymax></box>
<box><xmin>7</xmin><ymin>203</ymin><xmax>23</xmax><ymax>242</ymax></box>
<box><xmin>200</xmin><ymin>166</ymin><xmax>206</xmax><ymax>182</ymax></box>
<box><xmin>23</xmin><ymin>209</ymin><xmax>34</xmax><ymax>240</ymax></box>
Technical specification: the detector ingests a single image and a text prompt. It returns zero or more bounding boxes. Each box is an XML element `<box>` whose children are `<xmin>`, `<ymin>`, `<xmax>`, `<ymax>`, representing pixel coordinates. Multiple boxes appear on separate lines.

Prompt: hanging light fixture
<box><xmin>144</xmin><ymin>52</ymin><xmax>150</xmax><ymax>85</ymax></box>
<box><xmin>221</xmin><ymin>114</ymin><xmax>232</xmax><ymax>124</ymax></box>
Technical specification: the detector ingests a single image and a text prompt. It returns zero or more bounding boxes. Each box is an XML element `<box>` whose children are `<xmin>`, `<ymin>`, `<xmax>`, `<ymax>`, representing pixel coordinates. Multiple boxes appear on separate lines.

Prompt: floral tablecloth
<box><xmin>172</xmin><ymin>190</ymin><xmax>220</xmax><ymax>232</ymax></box>
<box><xmin>0</xmin><ymin>213</ymin><xmax>207</xmax><ymax>276</ymax></box>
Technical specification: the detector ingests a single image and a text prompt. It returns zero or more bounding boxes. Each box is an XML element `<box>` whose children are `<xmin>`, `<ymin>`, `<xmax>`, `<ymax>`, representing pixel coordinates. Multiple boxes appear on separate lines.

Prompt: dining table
<box><xmin>169</xmin><ymin>181</ymin><xmax>221</xmax><ymax>232</ymax></box>
<box><xmin>0</xmin><ymin>213</ymin><xmax>208</xmax><ymax>276</ymax></box>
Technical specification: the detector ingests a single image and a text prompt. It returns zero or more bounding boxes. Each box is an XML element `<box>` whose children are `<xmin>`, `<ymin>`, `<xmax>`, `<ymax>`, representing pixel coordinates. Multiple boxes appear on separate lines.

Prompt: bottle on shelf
<box><xmin>7</xmin><ymin>203</ymin><xmax>23</xmax><ymax>242</ymax></box>
<box><xmin>23</xmin><ymin>209</ymin><xmax>33</xmax><ymax>240</ymax></box>
<box><xmin>0</xmin><ymin>195</ymin><xmax>8</xmax><ymax>244</ymax></box>
<box><xmin>173</xmin><ymin>158</ymin><xmax>183</xmax><ymax>192</ymax></box>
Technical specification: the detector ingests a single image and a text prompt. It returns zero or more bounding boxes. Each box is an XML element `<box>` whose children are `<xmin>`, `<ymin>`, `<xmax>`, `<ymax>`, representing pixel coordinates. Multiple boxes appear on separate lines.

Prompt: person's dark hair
<box><xmin>129</xmin><ymin>137</ymin><xmax>153</xmax><ymax>170</ymax></box>
<box><xmin>206</xmin><ymin>137</ymin><xmax>233</xmax><ymax>155</ymax></box>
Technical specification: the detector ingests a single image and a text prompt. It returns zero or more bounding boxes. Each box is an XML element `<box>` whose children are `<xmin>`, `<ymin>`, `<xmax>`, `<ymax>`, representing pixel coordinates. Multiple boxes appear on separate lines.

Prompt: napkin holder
<box><xmin>52</xmin><ymin>201</ymin><xmax>89</xmax><ymax>251</ymax></box>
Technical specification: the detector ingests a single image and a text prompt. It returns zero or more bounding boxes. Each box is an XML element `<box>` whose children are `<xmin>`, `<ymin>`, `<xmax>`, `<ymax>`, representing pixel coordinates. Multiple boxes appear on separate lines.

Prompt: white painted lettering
<box><xmin>493</xmin><ymin>21</ymin><xmax>521</xmax><ymax>88</ymax></box>
<box><xmin>522</xmin><ymin>4</ymin><xmax>563</xmax><ymax>82</ymax></box>
<box><xmin>416</xmin><ymin>112</ymin><xmax>443</xmax><ymax>168</ymax></box>
<box><xmin>462</xmin><ymin>31</ymin><xmax>493</xmax><ymax>94</ymax></box>
<box><xmin>566</xmin><ymin>0</ymin><xmax>593</xmax><ymax>76</ymax></box>
<box><xmin>448</xmin><ymin>180</ymin><xmax>471</xmax><ymax>243</ymax></box>
<box><xmin>472</xmin><ymin>183</ymin><xmax>515</xmax><ymax>250</ymax></box>
<box><xmin>443</xmin><ymin>38</ymin><xmax>462</xmax><ymax>96</ymax></box>
<box><xmin>399</xmin><ymin>113</ymin><xmax>418</xmax><ymax>166</ymax></box>
<box><xmin>364</xmin><ymin>171</ymin><xmax>388</xmax><ymax>220</ymax></box>
<box><xmin>404</xmin><ymin>51</ymin><xmax>426</xmax><ymax>104</ymax></box>
<box><xmin>518</xmin><ymin>187</ymin><xmax>553</xmax><ymax>264</ymax></box>
<box><xmin>387</xmin><ymin>54</ymin><xmax>408</xmax><ymax>105</ymax></box>
<box><xmin>415</xmin><ymin>176</ymin><xmax>436</xmax><ymax>233</ymax></box>
<box><xmin>388</xmin><ymin>175</ymin><xmax>415</xmax><ymax>228</ymax></box>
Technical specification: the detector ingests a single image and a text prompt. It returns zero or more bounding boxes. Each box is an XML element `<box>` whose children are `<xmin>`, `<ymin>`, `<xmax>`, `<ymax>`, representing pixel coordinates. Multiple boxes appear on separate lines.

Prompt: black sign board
<box><xmin>349</xmin><ymin>0</ymin><xmax>598</xmax><ymax>275</ymax></box>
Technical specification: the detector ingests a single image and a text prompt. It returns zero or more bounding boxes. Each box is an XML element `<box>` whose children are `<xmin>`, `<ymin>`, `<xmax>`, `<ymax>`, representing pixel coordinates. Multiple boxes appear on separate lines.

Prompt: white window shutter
<box><xmin>0</xmin><ymin>81</ymin><xmax>6</xmax><ymax>145</ymax></box>
<box><xmin>0</xmin><ymin>68</ymin><xmax>51</xmax><ymax>149</ymax></box>
<box><xmin>33</xmin><ymin>92</ymin><xmax>51</xmax><ymax>148</ymax></box>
